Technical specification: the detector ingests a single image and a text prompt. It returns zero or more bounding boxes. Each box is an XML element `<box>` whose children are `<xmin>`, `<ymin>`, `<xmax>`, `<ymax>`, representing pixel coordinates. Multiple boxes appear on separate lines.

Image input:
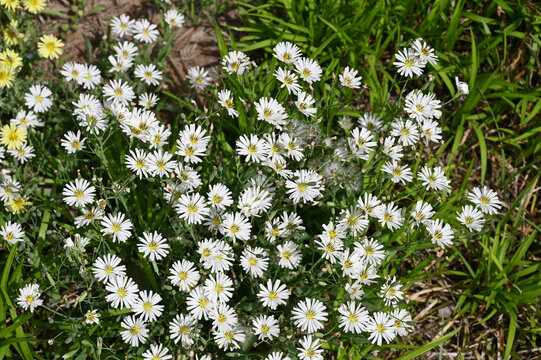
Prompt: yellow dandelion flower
<box><xmin>22</xmin><ymin>0</ymin><xmax>45</xmax><ymax>13</ymax></box>
<box><xmin>37</xmin><ymin>34</ymin><xmax>64</xmax><ymax>60</ymax></box>
<box><xmin>0</xmin><ymin>123</ymin><xmax>27</xmax><ymax>149</ymax></box>
<box><xmin>0</xmin><ymin>65</ymin><xmax>15</xmax><ymax>89</ymax></box>
<box><xmin>6</xmin><ymin>196</ymin><xmax>29</xmax><ymax>214</ymax></box>
<box><xmin>0</xmin><ymin>0</ymin><xmax>20</xmax><ymax>12</ymax></box>
<box><xmin>0</xmin><ymin>49</ymin><xmax>23</xmax><ymax>70</ymax></box>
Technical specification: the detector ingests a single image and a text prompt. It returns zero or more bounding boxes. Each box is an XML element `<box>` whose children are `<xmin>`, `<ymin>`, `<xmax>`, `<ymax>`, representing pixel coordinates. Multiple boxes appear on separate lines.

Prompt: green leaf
<box><xmin>397</xmin><ymin>326</ymin><xmax>461</xmax><ymax>360</ymax></box>
<box><xmin>470</xmin><ymin>121</ymin><xmax>487</xmax><ymax>183</ymax></box>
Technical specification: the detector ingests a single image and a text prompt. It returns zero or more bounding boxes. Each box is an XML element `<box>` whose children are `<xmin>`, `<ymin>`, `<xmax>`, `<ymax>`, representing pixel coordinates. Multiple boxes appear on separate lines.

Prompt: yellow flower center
<box><xmin>117</xmin><ymin>288</ymin><xmax>127</xmax><ymax>298</ymax></box>
<box><xmin>104</xmin><ymin>265</ymin><xmax>114</xmax><ymax>275</ymax></box>
<box><xmin>305</xmin><ymin>310</ymin><xmax>315</xmax><ymax>320</ymax></box>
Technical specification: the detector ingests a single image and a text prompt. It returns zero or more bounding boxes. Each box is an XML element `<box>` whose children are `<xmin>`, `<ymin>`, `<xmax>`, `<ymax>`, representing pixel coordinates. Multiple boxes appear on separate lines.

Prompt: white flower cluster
<box><xmin>1</xmin><ymin>10</ymin><xmax>504</xmax><ymax>358</ymax></box>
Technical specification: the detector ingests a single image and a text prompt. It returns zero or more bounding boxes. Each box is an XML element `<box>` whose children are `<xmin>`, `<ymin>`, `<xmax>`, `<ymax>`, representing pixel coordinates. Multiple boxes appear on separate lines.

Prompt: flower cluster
<box><xmin>0</xmin><ymin>6</ymin><xmax>503</xmax><ymax>358</ymax></box>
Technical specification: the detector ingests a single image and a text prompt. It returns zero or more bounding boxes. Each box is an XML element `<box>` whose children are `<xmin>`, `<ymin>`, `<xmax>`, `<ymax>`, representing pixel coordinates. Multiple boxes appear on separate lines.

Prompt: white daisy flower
<box><xmin>186</xmin><ymin>66</ymin><xmax>213</xmax><ymax>90</ymax></box>
<box><xmin>125</xmin><ymin>148</ymin><xmax>151</xmax><ymax>179</ymax></box>
<box><xmin>375</xmin><ymin>202</ymin><xmax>404</xmax><ymax>231</ymax></box>
<box><xmin>204</xmin><ymin>272</ymin><xmax>233</xmax><ymax>304</ymax></box>
<box><xmin>142</xmin><ymin>343</ymin><xmax>172</xmax><ymax>360</ymax></box>
<box><xmin>133</xmin><ymin>19</ymin><xmax>159</xmax><ymax>43</ymax></box>
<box><xmin>175</xmin><ymin>192</ymin><xmax>209</xmax><ymax>224</ymax></box>
<box><xmin>170</xmin><ymin>313</ymin><xmax>197</xmax><ymax>346</ymax></box>
<box><xmin>411</xmin><ymin>200</ymin><xmax>435</xmax><ymax>226</ymax></box>
<box><xmin>274</xmin><ymin>67</ymin><xmax>301</xmax><ymax>95</ymax></box>
<box><xmin>295</xmin><ymin>57</ymin><xmax>322</xmax><ymax>84</ymax></box>
<box><xmin>24</xmin><ymin>84</ymin><xmax>52</xmax><ymax>113</ymax></box>
<box><xmin>467</xmin><ymin>186</ymin><xmax>502</xmax><ymax>215</ymax></box>
<box><xmin>220</xmin><ymin>212</ymin><xmax>252</xmax><ymax>242</ymax></box>
<box><xmin>455</xmin><ymin>76</ymin><xmax>469</xmax><ymax>95</ymax></box>
<box><xmin>222</xmin><ymin>50</ymin><xmax>250</xmax><ymax>75</ymax></box>
<box><xmin>147</xmin><ymin>149</ymin><xmax>176</xmax><ymax>178</ymax></box>
<box><xmin>390</xmin><ymin>308</ymin><xmax>414</xmax><ymax>336</ymax></box>
<box><xmin>16</xmin><ymin>284</ymin><xmax>43</xmax><ymax>313</ymax></box>
<box><xmin>339</xmin><ymin>66</ymin><xmax>362</xmax><ymax>88</ymax></box>
<box><xmin>295</xmin><ymin>91</ymin><xmax>317</xmax><ymax>117</ymax></box>
<box><xmin>100</xmin><ymin>212</ymin><xmax>133</xmax><ymax>243</ymax></box>
<box><xmin>61</xmin><ymin>130</ymin><xmax>86</xmax><ymax>153</ymax></box>
<box><xmin>420</xmin><ymin>119</ymin><xmax>442</xmax><ymax>145</ymax></box>
<box><xmin>186</xmin><ymin>286</ymin><xmax>213</xmax><ymax>320</ymax></box>
<box><xmin>62</xmin><ymin>178</ymin><xmax>96</xmax><ymax>208</ymax></box>
<box><xmin>457</xmin><ymin>205</ymin><xmax>485</xmax><ymax>232</ymax></box>
<box><xmin>81</xmin><ymin>64</ymin><xmax>102</xmax><ymax>90</ymax></box>
<box><xmin>164</xmin><ymin>9</ymin><xmax>185</xmax><ymax>28</ymax></box>
<box><xmin>411</xmin><ymin>39</ymin><xmax>438</xmax><ymax>65</ymax></box>
<box><xmin>273</xmin><ymin>41</ymin><xmax>302</xmax><ymax>64</ymax></box>
<box><xmin>418</xmin><ymin>166</ymin><xmax>451</xmax><ymax>193</ymax></box>
<box><xmin>379</xmin><ymin>276</ymin><xmax>404</xmax><ymax>306</ymax></box>
<box><xmin>366</xmin><ymin>312</ymin><xmax>396</xmax><ymax>345</ymax></box>
<box><xmin>168</xmin><ymin>259</ymin><xmax>200</xmax><ymax>291</ymax></box>
<box><xmin>266</xmin><ymin>352</ymin><xmax>291</xmax><ymax>360</ymax></box>
<box><xmin>135</xmin><ymin>64</ymin><xmax>162</xmax><ymax>86</ymax></box>
<box><xmin>277</xmin><ymin>241</ymin><xmax>302</xmax><ymax>269</ymax></box>
<box><xmin>103</xmin><ymin>79</ymin><xmax>135</xmax><ymax>105</ymax></box>
<box><xmin>111</xmin><ymin>14</ymin><xmax>135</xmax><ymax>37</ymax></box>
<box><xmin>357</xmin><ymin>193</ymin><xmax>382</xmax><ymax>218</ymax></box>
<box><xmin>120</xmin><ymin>315</ymin><xmax>148</xmax><ymax>347</ymax></box>
<box><xmin>315</xmin><ymin>235</ymin><xmax>343</xmax><ymax>264</ymax></box>
<box><xmin>339</xmin><ymin>206</ymin><xmax>369</xmax><ymax>235</ymax></box>
<box><xmin>252</xmin><ymin>315</ymin><xmax>280</xmax><ymax>340</ymax></box>
<box><xmin>338</xmin><ymin>301</ymin><xmax>369</xmax><ymax>333</ymax></box>
<box><xmin>353</xmin><ymin>237</ymin><xmax>385</xmax><ymax>266</ymax></box>
<box><xmin>147</xmin><ymin>124</ymin><xmax>172</xmax><ymax>149</ymax></box>
<box><xmin>74</xmin><ymin>206</ymin><xmax>104</xmax><ymax>228</ymax></box>
<box><xmin>213</xmin><ymin>326</ymin><xmax>245</xmax><ymax>351</ymax></box>
<box><xmin>85</xmin><ymin>310</ymin><xmax>100</xmax><ymax>325</ymax></box>
<box><xmin>390</xmin><ymin>118</ymin><xmax>419</xmax><ymax>146</ymax></box>
<box><xmin>381</xmin><ymin>160</ymin><xmax>413</xmax><ymax>184</ymax></box>
<box><xmin>255</xmin><ymin>97</ymin><xmax>288</xmax><ymax>128</ymax></box>
<box><xmin>210</xmin><ymin>302</ymin><xmax>238</xmax><ymax>332</ymax></box>
<box><xmin>208</xmin><ymin>183</ymin><xmax>233</xmax><ymax>210</ymax></box>
<box><xmin>358</xmin><ymin>112</ymin><xmax>383</xmax><ymax>132</ymax></box>
<box><xmin>297</xmin><ymin>335</ymin><xmax>323</xmax><ymax>360</ymax></box>
<box><xmin>0</xmin><ymin>221</ymin><xmax>25</xmax><ymax>244</ymax></box>
<box><xmin>114</xmin><ymin>41</ymin><xmax>138</xmax><ymax>61</ymax></box>
<box><xmin>285</xmin><ymin>169</ymin><xmax>323</xmax><ymax>203</ymax></box>
<box><xmin>291</xmin><ymin>298</ymin><xmax>328</xmax><ymax>333</ymax></box>
<box><xmin>137</xmin><ymin>231</ymin><xmax>169</xmax><ymax>261</ymax></box>
<box><xmin>217</xmin><ymin>89</ymin><xmax>239</xmax><ymax>117</ymax></box>
<box><xmin>393</xmin><ymin>48</ymin><xmax>424</xmax><ymax>78</ymax></box>
<box><xmin>236</xmin><ymin>133</ymin><xmax>270</xmax><ymax>163</ymax></box>
<box><xmin>133</xmin><ymin>290</ymin><xmax>164</xmax><ymax>322</ymax></box>
<box><xmin>92</xmin><ymin>253</ymin><xmax>126</xmax><ymax>283</ymax></box>
<box><xmin>240</xmin><ymin>246</ymin><xmax>269</xmax><ymax>277</ymax></box>
<box><xmin>425</xmin><ymin>219</ymin><xmax>454</xmax><ymax>248</ymax></box>
<box><xmin>139</xmin><ymin>92</ymin><xmax>159</xmax><ymax>109</ymax></box>
<box><xmin>105</xmin><ymin>276</ymin><xmax>139</xmax><ymax>309</ymax></box>
<box><xmin>11</xmin><ymin>110</ymin><xmax>42</xmax><ymax>129</ymax></box>
<box><xmin>60</xmin><ymin>62</ymin><xmax>85</xmax><ymax>84</ymax></box>
<box><xmin>257</xmin><ymin>279</ymin><xmax>290</xmax><ymax>310</ymax></box>
<box><xmin>109</xmin><ymin>55</ymin><xmax>133</xmax><ymax>72</ymax></box>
